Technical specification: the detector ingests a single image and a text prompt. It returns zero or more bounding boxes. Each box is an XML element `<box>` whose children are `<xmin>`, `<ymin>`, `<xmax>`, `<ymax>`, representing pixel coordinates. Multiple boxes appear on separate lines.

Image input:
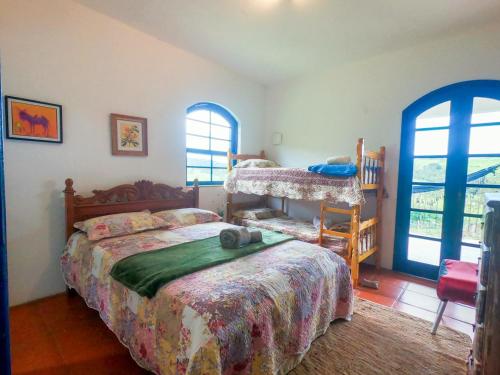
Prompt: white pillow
<box><xmin>234</xmin><ymin>159</ymin><xmax>280</xmax><ymax>168</ymax></box>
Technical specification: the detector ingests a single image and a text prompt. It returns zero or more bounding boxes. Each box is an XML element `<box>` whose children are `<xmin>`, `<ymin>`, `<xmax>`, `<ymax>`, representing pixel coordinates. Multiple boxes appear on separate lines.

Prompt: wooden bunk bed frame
<box><xmin>226</xmin><ymin>138</ymin><xmax>385</xmax><ymax>287</ymax></box>
<box><xmin>318</xmin><ymin>139</ymin><xmax>385</xmax><ymax>287</ymax></box>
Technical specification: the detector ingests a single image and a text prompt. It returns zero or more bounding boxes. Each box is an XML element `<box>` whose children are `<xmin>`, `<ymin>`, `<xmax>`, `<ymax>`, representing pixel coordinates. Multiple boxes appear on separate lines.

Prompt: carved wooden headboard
<box><xmin>64</xmin><ymin>178</ymin><xmax>199</xmax><ymax>240</ymax></box>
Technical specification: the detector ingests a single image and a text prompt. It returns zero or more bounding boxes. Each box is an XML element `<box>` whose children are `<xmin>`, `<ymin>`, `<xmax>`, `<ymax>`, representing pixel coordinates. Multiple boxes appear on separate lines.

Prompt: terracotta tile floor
<box><xmin>354</xmin><ymin>264</ymin><xmax>475</xmax><ymax>337</ymax></box>
<box><xmin>9</xmin><ymin>264</ymin><xmax>474</xmax><ymax>374</ymax></box>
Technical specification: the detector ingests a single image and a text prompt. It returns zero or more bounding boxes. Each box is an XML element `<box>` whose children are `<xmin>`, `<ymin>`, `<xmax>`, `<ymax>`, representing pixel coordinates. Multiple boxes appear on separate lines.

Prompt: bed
<box><xmin>225</xmin><ymin>138</ymin><xmax>385</xmax><ymax>287</ymax></box>
<box><xmin>61</xmin><ymin>178</ymin><xmax>354</xmax><ymax>375</ymax></box>
<box><xmin>234</xmin><ymin>215</ymin><xmax>375</xmax><ymax>259</ymax></box>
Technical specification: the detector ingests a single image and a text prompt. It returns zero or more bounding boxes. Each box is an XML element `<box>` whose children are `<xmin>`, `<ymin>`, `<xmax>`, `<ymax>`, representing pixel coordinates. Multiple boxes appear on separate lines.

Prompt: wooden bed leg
<box><xmin>351</xmin><ymin>204</ymin><xmax>361</xmax><ymax>288</ymax></box>
<box><xmin>375</xmin><ymin>146</ymin><xmax>385</xmax><ymax>271</ymax></box>
<box><xmin>351</xmin><ymin>260</ymin><xmax>359</xmax><ymax>288</ymax></box>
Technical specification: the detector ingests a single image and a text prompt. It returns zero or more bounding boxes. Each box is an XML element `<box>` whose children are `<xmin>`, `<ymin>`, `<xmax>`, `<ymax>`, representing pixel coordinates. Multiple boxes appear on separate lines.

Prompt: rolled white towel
<box><xmin>326</xmin><ymin>156</ymin><xmax>351</xmax><ymax>165</ymax></box>
<box><xmin>248</xmin><ymin>228</ymin><xmax>263</xmax><ymax>243</ymax></box>
<box><xmin>220</xmin><ymin>227</ymin><xmax>263</xmax><ymax>249</ymax></box>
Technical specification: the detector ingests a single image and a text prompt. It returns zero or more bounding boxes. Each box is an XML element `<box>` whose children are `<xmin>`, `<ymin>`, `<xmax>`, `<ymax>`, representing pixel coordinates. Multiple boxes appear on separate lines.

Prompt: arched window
<box><xmin>185</xmin><ymin>102</ymin><xmax>238</xmax><ymax>186</ymax></box>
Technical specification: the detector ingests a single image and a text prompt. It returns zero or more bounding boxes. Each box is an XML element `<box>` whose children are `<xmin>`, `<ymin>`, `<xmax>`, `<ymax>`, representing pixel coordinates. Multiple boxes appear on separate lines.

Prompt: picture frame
<box><xmin>5</xmin><ymin>96</ymin><xmax>63</xmax><ymax>143</ymax></box>
<box><xmin>110</xmin><ymin>113</ymin><xmax>148</xmax><ymax>156</ymax></box>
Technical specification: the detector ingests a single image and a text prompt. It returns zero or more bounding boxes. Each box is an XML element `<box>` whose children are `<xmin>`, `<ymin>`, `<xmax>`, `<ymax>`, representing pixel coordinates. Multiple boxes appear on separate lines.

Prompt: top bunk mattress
<box><xmin>224</xmin><ymin>167</ymin><xmax>364</xmax><ymax>205</ymax></box>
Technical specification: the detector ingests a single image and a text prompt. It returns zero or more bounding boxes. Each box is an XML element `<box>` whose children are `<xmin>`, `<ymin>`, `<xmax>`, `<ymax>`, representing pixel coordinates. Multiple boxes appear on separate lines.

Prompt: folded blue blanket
<box><xmin>307</xmin><ymin>163</ymin><xmax>357</xmax><ymax>177</ymax></box>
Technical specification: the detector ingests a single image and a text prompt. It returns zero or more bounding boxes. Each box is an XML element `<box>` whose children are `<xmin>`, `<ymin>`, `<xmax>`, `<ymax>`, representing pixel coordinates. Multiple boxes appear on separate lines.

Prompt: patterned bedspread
<box><xmin>61</xmin><ymin>222</ymin><xmax>353</xmax><ymax>375</ymax></box>
<box><xmin>224</xmin><ymin>168</ymin><xmax>363</xmax><ymax>204</ymax></box>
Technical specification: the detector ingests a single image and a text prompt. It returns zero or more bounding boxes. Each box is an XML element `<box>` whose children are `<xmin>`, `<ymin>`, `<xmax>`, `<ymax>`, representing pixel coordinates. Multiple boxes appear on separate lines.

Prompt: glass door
<box><xmin>408</xmin><ymin>101</ymin><xmax>450</xmax><ymax>267</ymax></box>
<box><xmin>462</xmin><ymin>97</ymin><xmax>500</xmax><ymax>261</ymax></box>
<box><xmin>394</xmin><ymin>80</ymin><xmax>500</xmax><ymax>279</ymax></box>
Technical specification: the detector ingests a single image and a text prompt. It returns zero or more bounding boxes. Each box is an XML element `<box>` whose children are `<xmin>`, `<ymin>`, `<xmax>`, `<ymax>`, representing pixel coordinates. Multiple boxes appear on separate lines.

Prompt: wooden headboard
<box><xmin>64</xmin><ymin>178</ymin><xmax>199</xmax><ymax>240</ymax></box>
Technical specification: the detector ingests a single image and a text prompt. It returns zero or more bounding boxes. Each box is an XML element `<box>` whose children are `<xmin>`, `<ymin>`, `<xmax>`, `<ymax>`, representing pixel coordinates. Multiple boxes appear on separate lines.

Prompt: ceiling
<box><xmin>76</xmin><ymin>0</ymin><xmax>500</xmax><ymax>84</ymax></box>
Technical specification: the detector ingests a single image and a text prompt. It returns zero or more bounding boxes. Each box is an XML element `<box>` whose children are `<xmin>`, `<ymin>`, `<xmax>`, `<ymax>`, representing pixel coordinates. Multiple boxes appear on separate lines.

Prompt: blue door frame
<box><xmin>0</xmin><ymin>63</ymin><xmax>11</xmax><ymax>373</ymax></box>
<box><xmin>394</xmin><ymin>80</ymin><xmax>500</xmax><ymax>280</ymax></box>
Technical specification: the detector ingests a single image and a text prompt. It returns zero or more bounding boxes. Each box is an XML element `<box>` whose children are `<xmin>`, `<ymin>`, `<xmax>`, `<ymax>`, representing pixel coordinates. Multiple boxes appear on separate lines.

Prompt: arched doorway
<box><xmin>394</xmin><ymin>80</ymin><xmax>500</xmax><ymax>279</ymax></box>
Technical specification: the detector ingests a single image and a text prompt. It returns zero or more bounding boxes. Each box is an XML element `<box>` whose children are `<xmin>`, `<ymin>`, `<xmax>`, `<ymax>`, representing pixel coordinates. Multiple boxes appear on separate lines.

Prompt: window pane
<box><xmin>465</xmin><ymin>187</ymin><xmax>500</xmax><ymax>215</ymax></box>
<box><xmin>469</xmin><ymin>125</ymin><xmax>500</xmax><ymax>154</ymax></box>
<box><xmin>211</xmin><ymin>139</ymin><xmax>230</xmax><ymax>152</ymax></box>
<box><xmin>211</xmin><ymin>112</ymin><xmax>230</xmax><ymax>127</ymax></box>
<box><xmin>211</xmin><ymin>124</ymin><xmax>231</xmax><ymax>140</ymax></box>
<box><xmin>212</xmin><ymin>168</ymin><xmax>227</xmax><ymax>182</ymax></box>
<box><xmin>187</xmin><ymin>152</ymin><xmax>210</xmax><ymax>167</ymax></box>
<box><xmin>409</xmin><ymin>211</ymin><xmax>442</xmax><ymax>239</ymax></box>
<box><xmin>187</xmin><ymin>109</ymin><xmax>209</xmax><ymax>123</ymax></box>
<box><xmin>186</xmin><ymin>119</ymin><xmax>209</xmax><ymax>137</ymax></box>
<box><xmin>460</xmin><ymin>244</ymin><xmax>480</xmax><ymax>263</ymax></box>
<box><xmin>416</xmin><ymin>101</ymin><xmax>450</xmax><ymax>129</ymax></box>
<box><xmin>414</xmin><ymin>129</ymin><xmax>449</xmax><ymax>156</ymax></box>
<box><xmin>471</xmin><ymin>97</ymin><xmax>500</xmax><ymax>124</ymax></box>
<box><xmin>462</xmin><ymin>216</ymin><xmax>482</xmax><ymax>246</ymax></box>
<box><xmin>186</xmin><ymin>135</ymin><xmax>209</xmax><ymax>150</ymax></box>
<box><xmin>467</xmin><ymin>157</ymin><xmax>500</xmax><ymax>185</ymax></box>
<box><xmin>413</xmin><ymin>158</ymin><xmax>447</xmax><ymax>183</ymax></box>
<box><xmin>212</xmin><ymin>155</ymin><xmax>228</xmax><ymax>168</ymax></box>
<box><xmin>411</xmin><ymin>186</ymin><xmax>444</xmax><ymax>211</ymax></box>
<box><xmin>187</xmin><ymin>167</ymin><xmax>211</xmax><ymax>183</ymax></box>
<box><xmin>408</xmin><ymin>237</ymin><xmax>441</xmax><ymax>266</ymax></box>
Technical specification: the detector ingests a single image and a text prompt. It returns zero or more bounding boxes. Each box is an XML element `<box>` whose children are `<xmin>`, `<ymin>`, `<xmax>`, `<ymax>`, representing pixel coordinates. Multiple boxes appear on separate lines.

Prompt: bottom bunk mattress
<box><xmin>236</xmin><ymin>216</ymin><xmax>374</xmax><ymax>257</ymax></box>
<box><xmin>61</xmin><ymin>221</ymin><xmax>353</xmax><ymax>375</ymax></box>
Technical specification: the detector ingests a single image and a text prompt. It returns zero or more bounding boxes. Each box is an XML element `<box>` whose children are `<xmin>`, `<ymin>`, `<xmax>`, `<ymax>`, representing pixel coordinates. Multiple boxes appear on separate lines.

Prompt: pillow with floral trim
<box><xmin>234</xmin><ymin>159</ymin><xmax>280</xmax><ymax>168</ymax></box>
<box><xmin>152</xmin><ymin>208</ymin><xmax>221</xmax><ymax>229</ymax></box>
<box><xmin>74</xmin><ymin>211</ymin><xmax>168</xmax><ymax>241</ymax></box>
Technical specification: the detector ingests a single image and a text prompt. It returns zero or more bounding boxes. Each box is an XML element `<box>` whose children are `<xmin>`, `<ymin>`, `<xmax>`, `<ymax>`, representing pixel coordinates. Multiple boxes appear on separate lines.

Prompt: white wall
<box><xmin>0</xmin><ymin>0</ymin><xmax>265</xmax><ymax>305</ymax></box>
<box><xmin>264</xmin><ymin>21</ymin><xmax>500</xmax><ymax>270</ymax></box>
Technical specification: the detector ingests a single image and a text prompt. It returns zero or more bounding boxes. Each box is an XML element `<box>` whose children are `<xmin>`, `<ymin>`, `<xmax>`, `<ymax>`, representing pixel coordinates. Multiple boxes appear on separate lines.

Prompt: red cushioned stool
<box><xmin>431</xmin><ymin>259</ymin><xmax>478</xmax><ymax>334</ymax></box>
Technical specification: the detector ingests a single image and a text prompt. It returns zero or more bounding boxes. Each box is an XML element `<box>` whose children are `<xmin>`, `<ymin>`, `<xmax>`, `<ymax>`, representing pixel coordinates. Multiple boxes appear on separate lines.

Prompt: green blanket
<box><xmin>110</xmin><ymin>229</ymin><xmax>293</xmax><ymax>298</ymax></box>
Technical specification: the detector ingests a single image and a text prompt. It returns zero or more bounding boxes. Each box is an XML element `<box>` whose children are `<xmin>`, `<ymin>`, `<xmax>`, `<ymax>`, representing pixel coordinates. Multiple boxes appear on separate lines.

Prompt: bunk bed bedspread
<box><xmin>236</xmin><ymin>217</ymin><xmax>374</xmax><ymax>257</ymax></box>
<box><xmin>61</xmin><ymin>221</ymin><xmax>354</xmax><ymax>375</ymax></box>
<box><xmin>225</xmin><ymin>167</ymin><xmax>364</xmax><ymax>204</ymax></box>
<box><xmin>236</xmin><ymin>216</ymin><xmax>322</xmax><ymax>243</ymax></box>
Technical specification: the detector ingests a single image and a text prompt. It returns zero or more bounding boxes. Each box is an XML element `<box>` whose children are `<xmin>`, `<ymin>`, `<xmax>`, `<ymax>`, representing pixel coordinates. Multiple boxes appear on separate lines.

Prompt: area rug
<box><xmin>290</xmin><ymin>298</ymin><xmax>471</xmax><ymax>375</ymax></box>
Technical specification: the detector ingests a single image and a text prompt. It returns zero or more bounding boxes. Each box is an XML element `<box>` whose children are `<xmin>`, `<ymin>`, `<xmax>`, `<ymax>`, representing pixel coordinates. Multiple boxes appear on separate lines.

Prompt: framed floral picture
<box><xmin>5</xmin><ymin>96</ymin><xmax>63</xmax><ymax>143</ymax></box>
<box><xmin>110</xmin><ymin>113</ymin><xmax>148</xmax><ymax>156</ymax></box>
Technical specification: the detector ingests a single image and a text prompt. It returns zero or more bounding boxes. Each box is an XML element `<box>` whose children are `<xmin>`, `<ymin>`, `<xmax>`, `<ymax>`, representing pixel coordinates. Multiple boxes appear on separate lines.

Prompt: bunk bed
<box><xmin>224</xmin><ymin>138</ymin><xmax>385</xmax><ymax>287</ymax></box>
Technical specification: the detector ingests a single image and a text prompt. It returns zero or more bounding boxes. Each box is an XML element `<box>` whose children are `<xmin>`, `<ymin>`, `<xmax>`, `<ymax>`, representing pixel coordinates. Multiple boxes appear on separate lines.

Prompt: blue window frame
<box><xmin>185</xmin><ymin>102</ymin><xmax>238</xmax><ymax>186</ymax></box>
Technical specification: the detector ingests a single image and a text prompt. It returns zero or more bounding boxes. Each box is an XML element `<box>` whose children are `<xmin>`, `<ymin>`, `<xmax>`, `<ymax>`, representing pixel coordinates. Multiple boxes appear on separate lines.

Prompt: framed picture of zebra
<box><xmin>4</xmin><ymin>96</ymin><xmax>62</xmax><ymax>143</ymax></box>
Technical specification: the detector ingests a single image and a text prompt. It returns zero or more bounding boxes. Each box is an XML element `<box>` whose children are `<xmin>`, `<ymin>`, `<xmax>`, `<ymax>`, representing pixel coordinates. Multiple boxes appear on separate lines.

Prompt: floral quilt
<box><xmin>61</xmin><ymin>222</ymin><xmax>353</xmax><ymax>375</ymax></box>
<box><xmin>224</xmin><ymin>167</ymin><xmax>364</xmax><ymax>204</ymax></box>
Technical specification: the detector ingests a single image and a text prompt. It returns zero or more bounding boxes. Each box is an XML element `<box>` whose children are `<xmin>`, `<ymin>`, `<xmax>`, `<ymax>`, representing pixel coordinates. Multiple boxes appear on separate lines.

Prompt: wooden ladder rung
<box><xmin>322</xmin><ymin>207</ymin><xmax>353</xmax><ymax>215</ymax></box>
<box><xmin>322</xmin><ymin>229</ymin><xmax>352</xmax><ymax>239</ymax></box>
